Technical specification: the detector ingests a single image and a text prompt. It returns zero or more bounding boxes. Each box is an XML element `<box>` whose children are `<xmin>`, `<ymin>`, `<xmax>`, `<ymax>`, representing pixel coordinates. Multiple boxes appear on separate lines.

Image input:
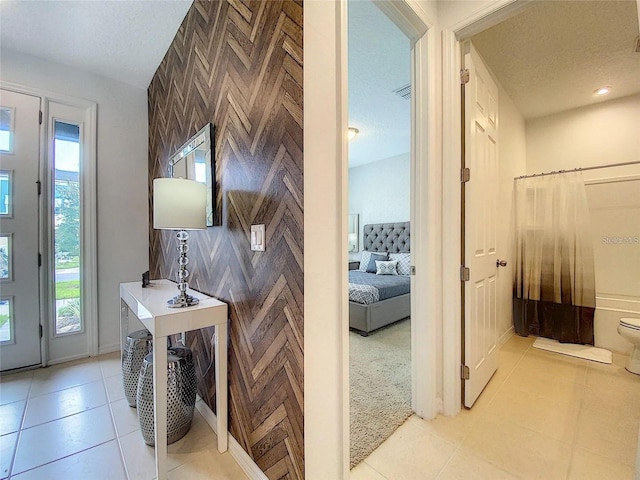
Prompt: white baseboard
<box><xmin>98</xmin><ymin>343</ymin><xmax>121</xmax><ymax>356</ymax></box>
<box><xmin>498</xmin><ymin>326</ymin><xmax>515</xmax><ymax>348</ymax></box>
<box><xmin>195</xmin><ymin>396</ymin><xmax>268</xmax><ymax>480</ymax></box>
<box><xmin>47</xmin><ymin>353</ymin><xmax>92</xmax><ymax>366</ymax></box>
<box><xmin>47</xmin><ymin>343</ymin><xmax>119</xmax><ymax>366</ymax></box>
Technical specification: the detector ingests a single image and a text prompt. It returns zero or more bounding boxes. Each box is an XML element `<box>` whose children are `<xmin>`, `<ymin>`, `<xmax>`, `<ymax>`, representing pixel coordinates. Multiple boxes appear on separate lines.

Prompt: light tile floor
<box><xmin>3</xmin><ymin>339</ymin><xmax>639</xmax><ymax>480</ymax></box>
<box><xmin>351</xmin><ymin>335</ymin><xmax>640</xmax><ymax>480</ymax></box>
<box><xmin>0</xmin><ymin>352</ymin><xmax>248</xmax><ymax>480</ymax></box>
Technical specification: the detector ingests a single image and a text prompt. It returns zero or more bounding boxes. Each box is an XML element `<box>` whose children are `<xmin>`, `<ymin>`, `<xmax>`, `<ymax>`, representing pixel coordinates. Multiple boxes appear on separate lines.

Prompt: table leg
<box><xmin>214</xmin><ymin>323</ymin><xmax>228</xmax><ymax>452</ymax></box>
<box><xmin>119</xmin><ymin>299</ymin><xmax>129</xmax><ymax>356</ymax></box>
<box><xmin>154</xmin><ymin>336</ymin><xmax>168</xmax><ymax>480</ymax></box>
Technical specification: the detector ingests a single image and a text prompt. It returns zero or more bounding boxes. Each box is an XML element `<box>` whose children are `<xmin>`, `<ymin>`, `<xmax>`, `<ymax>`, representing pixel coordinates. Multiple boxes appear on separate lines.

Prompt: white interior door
<box><xmin>463</xmin><ymin>44</ymin><xmax>499</xmax><ymax>407</ymax></box>
<box><xmin>0</xmin><ymin>89</ymin><xmax>42</xmax><ymax>371</ymax></box>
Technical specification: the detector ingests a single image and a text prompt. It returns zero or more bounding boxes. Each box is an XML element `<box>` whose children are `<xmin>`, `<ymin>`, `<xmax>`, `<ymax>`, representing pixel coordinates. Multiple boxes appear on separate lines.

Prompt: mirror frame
<box><xmin>168</xmin><ymin>123</ymin><xmax>215</xmax><ymax>226</ymax></box>
<box><xmin>348</xmin><ymin>213</ymin><xmax>359</xmax><ymax>253</ymax></box>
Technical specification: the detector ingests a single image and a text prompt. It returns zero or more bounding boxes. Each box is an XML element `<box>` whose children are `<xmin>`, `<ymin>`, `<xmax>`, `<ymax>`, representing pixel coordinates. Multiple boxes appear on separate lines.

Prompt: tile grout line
<box><xmin>106</xmin><ymin>378</ymin><xmax>132</xmax><ymax>480</ymax></box>
<box><xmin>27</xmin><ymin>374</ymin><xmax>105</xmax><ymax>400</ymax></box>
<box><xmin>11</xmin><ymin>367</ymin><xmax>118</xmax><ymax>478</ymax></box>
<box><xmin>361</xmin><ymin>459</ymin><xmax>390</xmax><ymax>480</ymax></box>
<box><xmin>433</xmin><ymin>340</ymin><xmax>535</xmax><ymax>479</ymax></box>
<box><xmin>461</xmin><ymin>341</ymin><xmax>565</xmax><ymax>480</ymax></box>
<box><xmin>564</xmin><ymin>367</ymin><xmax>589</xmax><ymax>480</ymax></box>
<box><xmin>102</xmin><ymin>350</ymin><xmax>130</xmax><ymax>479</ymax></box>
<box><xmin>9</xmin><ymin>439</ymin><xmax>117</xmax><ymax>479</ymax></box>
<box><xmin>477</xmin><ymin>341</ymin><xmax>530</xmax><ymax>411</ymax></box>
<box><xmin>7</xmin><ymin>428</ymin><xmax>24</xmax><ymax>480</ymax></box>
<box><xmin>432</xmin><ymin>440</ymin><xmax>461</xmax><ymax>480</ymax></box>
<box><xmin>18</xmin><ymin>399</ymin><xmax>110</xmax><ymax>432</ymax></box>
<box><xmin>7</xmin><ymin>372</ymin><xmax>35</xmax><ymax>479</ymax></box>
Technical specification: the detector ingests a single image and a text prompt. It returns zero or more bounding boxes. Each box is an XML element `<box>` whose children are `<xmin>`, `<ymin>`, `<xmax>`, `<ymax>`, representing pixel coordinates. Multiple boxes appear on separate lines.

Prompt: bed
<box><xmin>349</xmin><ymin>222</ymin><xmax>411</xmax><ymax>336</ymax></box>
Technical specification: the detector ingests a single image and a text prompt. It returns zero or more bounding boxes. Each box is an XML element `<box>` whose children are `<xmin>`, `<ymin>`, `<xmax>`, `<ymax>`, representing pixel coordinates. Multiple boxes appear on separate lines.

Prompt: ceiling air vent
<box><xmin>393</xmin><ymin>83</ymin><xmax>411</xmax><ymax>100</ymax></box>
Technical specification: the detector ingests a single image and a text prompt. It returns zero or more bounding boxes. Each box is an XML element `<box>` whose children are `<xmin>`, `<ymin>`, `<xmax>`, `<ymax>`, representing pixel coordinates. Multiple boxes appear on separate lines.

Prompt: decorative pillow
<box><xmin>389</xmin><ymin>252</ymin><xmax>411</xmax><ymax>276</ymax></box>
<box><xmin>376</xmin><ymin>260</ymin><xmax>398</xmax><ymax>275</ymax></box>
<box><xmin>359</xmin><ymin>251</ymin><xmax>388</xmax><ymax>272</ymax></box>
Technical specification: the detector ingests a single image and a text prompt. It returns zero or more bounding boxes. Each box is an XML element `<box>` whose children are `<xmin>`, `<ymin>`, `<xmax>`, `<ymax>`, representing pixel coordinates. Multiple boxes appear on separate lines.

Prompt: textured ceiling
<box><xmin>348</xmin><ymin>0</ymin><xmax>410</xmax><ymax>168</ymax></box>
<box><xmin>4</xmin><ymin>0</ymin><xmax>632</xmax><ymax>156</ymax></box>
<box><xmin>0</xmin><ymin>0</ymin><xmax>192</xmax><ymax>89</ymax></box>
<box><xmin>471</xmin><ymin>0</ymin><xmax>640</xmax><ymax>120</ymax></box>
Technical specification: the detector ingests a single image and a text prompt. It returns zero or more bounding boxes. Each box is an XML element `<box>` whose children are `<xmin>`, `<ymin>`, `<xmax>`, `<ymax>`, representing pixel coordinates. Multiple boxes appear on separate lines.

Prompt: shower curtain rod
<box><xmin>514</xmin><ymin>160</ymin><xmax>640</xmax><ymax>180</ymax></box>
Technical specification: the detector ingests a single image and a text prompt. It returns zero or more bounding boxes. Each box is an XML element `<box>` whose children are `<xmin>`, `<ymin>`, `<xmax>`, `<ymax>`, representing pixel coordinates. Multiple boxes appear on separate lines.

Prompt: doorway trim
<box><xmin>303</xmin><ymin>0</ymin><xmax>438</xmax><ymax>478</ymax></box>
<box><xmin>0</xmin><ymin>81</ymin><xmax>98</xmax><ymax>366</ymax></box>
<box><xmin>440</xmin><ymin>0</ymin><xmax>530</xmax><ymax>416</ymax></box>
<box><xmin>375</xmin><ymin>0</ymin><xmax>437</xmax><ymax>420</ymax></box>
<box><xmin>45</xmin><ymin>98</ymin><xmax>98</xmax><ymax>364</ymax></box>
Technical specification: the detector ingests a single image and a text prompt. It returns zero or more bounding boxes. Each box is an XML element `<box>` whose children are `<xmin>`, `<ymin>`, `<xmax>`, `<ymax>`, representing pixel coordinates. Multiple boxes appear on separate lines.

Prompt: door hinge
<box><xmin>39</xmin><ymin>324</ymin><xmax>43</xmax><ymax>338</ymax></box>
<box><xmin>460</xmin><ymin>69</ymin><xmax>470</xmax><ymax>85</ymax></box>
<box><xmin>39</xmin><ymin>111</ymin><xmax>43</xmax><ymax>125</ymax></box>
<box><xmin>460</xmin><ymin>266</ymin><xmax>470</xmax><ymax>282</ymax></box>
<box><xmin>410</xmin><ymin>266</ymin><xmax>416</xmax><ymax>275</ymax></box>
<box><xmin>38</xmin><ymin>253</ymin><xmax>42</xmax><ymax>267</ymax></box>
<box><xmin>36</xmin><ymin>180</ymin><xmax>42</xmax><ymax>195</ymax></box>
<box><xmin>460</xmin><ymin>167</ymin><xmax>470</xmax><ymax>183</ymax></box>
<box><xmin>461</xmin><ymin>364</ymin><xmax>470</xmax><ymax>380</ymax></box>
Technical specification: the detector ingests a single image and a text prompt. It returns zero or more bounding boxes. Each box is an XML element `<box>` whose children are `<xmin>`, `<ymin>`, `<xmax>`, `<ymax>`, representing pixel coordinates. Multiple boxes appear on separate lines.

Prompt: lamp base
<box><xmin>167</xmin><ymin>294</ymin><xmax>200</xmax><ymax>308</ymax></box>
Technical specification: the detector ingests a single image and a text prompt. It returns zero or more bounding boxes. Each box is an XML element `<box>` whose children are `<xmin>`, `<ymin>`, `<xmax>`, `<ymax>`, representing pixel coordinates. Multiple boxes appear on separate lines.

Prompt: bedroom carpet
<box><xmin>350</xmin><ymin>318</ymin><xmax>412</xmax><ymax>468</ymax></box>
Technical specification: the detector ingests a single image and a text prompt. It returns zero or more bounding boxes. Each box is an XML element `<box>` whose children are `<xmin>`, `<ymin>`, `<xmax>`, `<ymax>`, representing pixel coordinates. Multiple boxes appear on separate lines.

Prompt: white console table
<box><xmin>119</xmin><ymin>279</ymin><xmax>228</xmax><ymax>480</ymax></box>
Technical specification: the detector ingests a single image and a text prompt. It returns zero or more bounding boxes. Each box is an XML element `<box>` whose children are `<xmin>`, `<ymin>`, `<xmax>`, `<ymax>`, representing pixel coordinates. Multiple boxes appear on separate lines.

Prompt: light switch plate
<box><xmin>251</xmin><ymin>224</ymin><xmax>266</xmax><ymax>251</ymax></box>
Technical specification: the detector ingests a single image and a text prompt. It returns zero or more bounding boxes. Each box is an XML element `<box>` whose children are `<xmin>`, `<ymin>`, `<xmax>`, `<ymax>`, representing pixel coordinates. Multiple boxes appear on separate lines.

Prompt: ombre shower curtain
<box><xmin>512</xmin><ymin>171</ymin><xmax>596</xmax><ymax>344</ymax></box>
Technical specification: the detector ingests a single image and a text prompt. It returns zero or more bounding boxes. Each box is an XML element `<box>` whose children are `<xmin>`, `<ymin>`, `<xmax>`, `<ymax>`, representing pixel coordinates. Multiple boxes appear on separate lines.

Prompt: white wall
<box><xmin>495</xmin><ymin>80</ymin><xmax>526</xmax><ymax>341</ymax></box>
<box><xmin>304</xmin><ymin>1</ymin><xmax>349</xmax><ymax>477</ymax></box>
<box><xmin>525</xmin><ymin>94</ymin><xmax>640</xmax><ymax>353</ymax></box>
<box><xmin>0</xmin><ymin>50</ymin><xmax>149</xmax><ymax>353</ymax></box>
<box><xmin>348</xmin><ymin>153</ymin><xmax>410</xmax><ymax>256</ymax></box>
<box><xmin>526</xmin><ymin>94</ymin><xmax>640</xmax><ymax>177</ymax></box>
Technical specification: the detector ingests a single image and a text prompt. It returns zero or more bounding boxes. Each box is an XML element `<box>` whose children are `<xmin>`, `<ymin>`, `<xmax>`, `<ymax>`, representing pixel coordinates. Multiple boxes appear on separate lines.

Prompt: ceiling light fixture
<box><xmin>348</xmin><ymin>127</ymin><xmax>359</xmax><ymax>140</ymax></box>
<box><xmin>594</xmin><ymin>86</ymin><xmax>612</xmax><ymax>96</ymax></box>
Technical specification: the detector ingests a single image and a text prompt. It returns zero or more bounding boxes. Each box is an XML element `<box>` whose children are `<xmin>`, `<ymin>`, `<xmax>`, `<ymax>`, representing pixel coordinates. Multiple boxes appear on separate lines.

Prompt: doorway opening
<box><xmin>458</xmin><ymin>0</ymin><xmax>640</xmax><ymax>409</ymax></box>
<box><xmin>347</xmin><ymin>1</ymin><xmax>412</xmax><ymax>466</ymax></box>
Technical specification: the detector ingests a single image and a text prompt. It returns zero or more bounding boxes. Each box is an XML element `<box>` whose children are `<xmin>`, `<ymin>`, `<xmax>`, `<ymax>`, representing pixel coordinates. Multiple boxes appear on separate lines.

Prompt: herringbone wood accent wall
<box><xmin>148</xmin><ymin>1</ymin><xmax>303</xmax><ymax>478</ymax></box>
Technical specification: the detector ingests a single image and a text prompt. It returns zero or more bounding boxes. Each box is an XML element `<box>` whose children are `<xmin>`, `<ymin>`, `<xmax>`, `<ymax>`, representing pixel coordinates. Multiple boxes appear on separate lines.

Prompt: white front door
<box><xmin>463</xmin><ymin>44</ymin><xmax>499</xmax><ymax>407</ymax></box>
<box><xmin>0</xmin><ymin>89</ymin><xmax>42</xmax><ymax>371</ymax></box>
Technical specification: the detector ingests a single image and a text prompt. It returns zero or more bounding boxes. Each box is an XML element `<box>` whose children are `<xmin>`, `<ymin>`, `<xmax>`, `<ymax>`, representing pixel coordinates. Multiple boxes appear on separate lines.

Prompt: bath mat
<box><xmin>533</xmin><ymin>337</ymin><xmax>612</xmax><ymax>364</ymax></box>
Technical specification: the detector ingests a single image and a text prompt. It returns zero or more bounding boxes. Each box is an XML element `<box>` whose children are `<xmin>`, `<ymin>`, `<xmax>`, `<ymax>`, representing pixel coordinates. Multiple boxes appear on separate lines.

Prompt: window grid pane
<box><xmin>0</xmin><ymin>234</ymin><xmax>12</xmax><ymax>281</ymax></box>
<box><xmin>0</xmin><ymin>107</ymin><xmax>15</xmax><ymax>153</ymax></box>
<box><xmin>0</xmin><ymin>297</ymin><xmax>14</xmax><ymax>344</ymax></box>
<box><xmin>0</xmin><ymin>171</ymin><xmax>13</xmax><ymax>217</ymax></box>
<box><xmin>53</xmin><ymin>120</ymin><xmax>82</xmax><ymax>335</ymax></box>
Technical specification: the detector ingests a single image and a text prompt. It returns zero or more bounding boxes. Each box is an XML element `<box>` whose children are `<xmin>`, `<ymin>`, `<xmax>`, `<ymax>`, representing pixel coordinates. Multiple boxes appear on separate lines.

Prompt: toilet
<box><xmin>618</xmin><ymin>317</ymin><xmax>640</xmax><ymax>375</ymax></box>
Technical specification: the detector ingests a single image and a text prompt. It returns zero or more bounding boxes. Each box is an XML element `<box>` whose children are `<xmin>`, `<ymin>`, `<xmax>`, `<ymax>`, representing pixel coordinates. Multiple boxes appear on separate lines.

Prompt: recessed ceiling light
<box><xmin>348</xmin><ymin>127</ymin><xmax>359</xmax><ymax>140</ymax></box>
<box><xmin>594</xmin><ymin>86</ymin><xmax>612</xmax><ymax>96</ymax></box>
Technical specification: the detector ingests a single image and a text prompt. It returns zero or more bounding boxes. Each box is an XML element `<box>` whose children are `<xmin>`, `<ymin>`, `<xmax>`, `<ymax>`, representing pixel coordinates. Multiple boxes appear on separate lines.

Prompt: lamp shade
<box><xmin>153</xmin><ymin>178</ymin><xmax>207</xmax><ymax>230</ymax></box>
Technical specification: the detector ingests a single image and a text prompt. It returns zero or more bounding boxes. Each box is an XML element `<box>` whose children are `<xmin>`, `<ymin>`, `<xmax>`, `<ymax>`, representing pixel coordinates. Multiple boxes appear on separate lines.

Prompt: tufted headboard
<box><xmin>363</xmin><ymin>222</ymin><xmax>410</xmax><ymax>253</ymax></box>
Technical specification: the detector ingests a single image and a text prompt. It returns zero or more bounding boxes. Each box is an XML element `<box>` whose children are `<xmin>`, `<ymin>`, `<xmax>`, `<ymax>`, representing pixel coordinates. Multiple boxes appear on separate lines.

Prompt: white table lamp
<box><xmin>153</xmin><ymin>177</ymin><xmax>207</xmax><ymax>307</ymax></box>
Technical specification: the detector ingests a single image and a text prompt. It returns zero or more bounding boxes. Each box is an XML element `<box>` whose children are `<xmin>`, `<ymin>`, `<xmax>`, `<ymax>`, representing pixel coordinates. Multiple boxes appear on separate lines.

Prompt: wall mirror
<box><xmin>168</xmin><ymin>123</ymin><xmax>215</xmax><ymax>226</ymax></box>
<box><xmin>348</xmin><ymin>214</ymin><xmax>359</xmax><ymax>252</ymax></box>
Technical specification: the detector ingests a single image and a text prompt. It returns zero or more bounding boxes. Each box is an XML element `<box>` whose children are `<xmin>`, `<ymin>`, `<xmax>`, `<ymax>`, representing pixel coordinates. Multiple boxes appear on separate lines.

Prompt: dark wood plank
<box><xmin>148</xmin><ymin>1</ymin><xmax>304</xmax><ymax>478</ymax></box>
